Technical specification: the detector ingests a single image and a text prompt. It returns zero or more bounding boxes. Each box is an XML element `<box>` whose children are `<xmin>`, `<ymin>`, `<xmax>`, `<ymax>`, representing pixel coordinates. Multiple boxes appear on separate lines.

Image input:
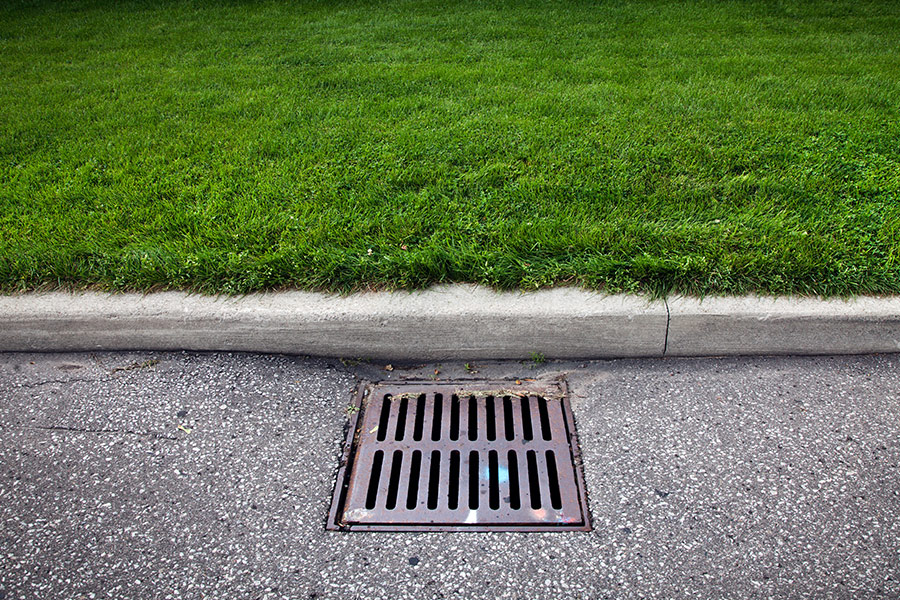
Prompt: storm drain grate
<box><xmin>327</xmin><ymin>380</ymin><xmax>590</xmax><ymax>531</ymax></box>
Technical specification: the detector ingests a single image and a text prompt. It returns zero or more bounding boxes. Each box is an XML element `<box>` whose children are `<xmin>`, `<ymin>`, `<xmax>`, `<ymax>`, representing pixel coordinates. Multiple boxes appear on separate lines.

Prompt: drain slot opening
<box><xmin>503</xmin><ymin>396</ymin><xmax>514</xmax><ymax>440</ymax></box>
<box><xmin>427</xmin><ymin>450</ymin><xmax>440</xmax><ymax>509</ymax></box>
<box><xmin>489</xmin><ymin>450</ymin><xmax>500</xmax><ymax>509</ymax></box>
<box><xmin>385</xmin><ymin>450</ymin><xmax>403</xmax><ymax>509</ymax></box>
<box><xmin>521</xmin><ymin>397</ymin><xmax>534</xmax><ymax>441</ymax></box>
<box><xmin>413</xmin><ymin>395</ymin><xmax>426</xmax><ymax>441</ymax></box>
<box><xmin>365</xmin><ymin>450</ymin><xmax>384</xmax><ymax>509</ymax></box>
<box><xmin>507</xmin><ymin>450</ymin><xmax>521</xmax><ymax>510</ymax></box>
<box><xmin>395</xmin><ymin>398</ymin><xmax>408</xmax><ymax>441</ymax></box>
<box><xmin>546</xmin><ymin>450</ymin><xmax>563</xmax><ymax>510</ymax></box>
<box><xmin>468</xmin><ymin>450</ymin><xmax>479</xmax><ymax>510</ymax></box>
<box><xmin>448</xmin><ymin>450</ymin><xmax>460</xmax><ymax>510</ymax></box>
<box><xmin>526</xmin><ymin>450</ymin><xmax>541</xmax><ymax>509</ymax></box>
<box><xmin>431</xmin><ymin>394</ymin><xmax>443</xmax><ymax>441</ymax></box>
<box><xmin>377</xmin><ymin>396</ymin><xmax>391</xmax><ymax>442</ymax></box>
<box><xmin>486</xmin><ymin>396</ymin><xmax>497</xmax><ymax>441</ymax></box>
<box><xmin>538</xmin><ymin>397</ymin><xmax>552</xmax><ymax>441</ymax></box>
<box><xmin>407</xmin><ymin>450</ymin><xmax>422</xmax><ymax>509</ymax></box>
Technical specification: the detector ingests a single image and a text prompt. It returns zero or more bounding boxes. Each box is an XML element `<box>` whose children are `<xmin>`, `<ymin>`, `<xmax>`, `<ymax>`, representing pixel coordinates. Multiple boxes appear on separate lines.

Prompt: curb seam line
<box><xmin>663</xmin><ymin>297</ymin><xmax>670</xmax><ymax>357</ymax></box>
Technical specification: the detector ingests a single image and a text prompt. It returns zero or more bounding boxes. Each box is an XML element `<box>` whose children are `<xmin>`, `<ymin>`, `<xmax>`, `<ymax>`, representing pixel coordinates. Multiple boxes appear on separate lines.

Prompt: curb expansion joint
<box><xmin>662</xmin><ymin>297</ymin><xmax>670</xmax><ymax>357</ymax></box>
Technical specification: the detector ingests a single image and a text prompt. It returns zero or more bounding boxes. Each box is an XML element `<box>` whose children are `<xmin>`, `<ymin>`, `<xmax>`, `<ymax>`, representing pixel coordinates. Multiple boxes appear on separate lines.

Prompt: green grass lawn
<box><xmin>2</xmin><ymin>0</ymin><xmax>899</xmax><ymax>296</ymax></box>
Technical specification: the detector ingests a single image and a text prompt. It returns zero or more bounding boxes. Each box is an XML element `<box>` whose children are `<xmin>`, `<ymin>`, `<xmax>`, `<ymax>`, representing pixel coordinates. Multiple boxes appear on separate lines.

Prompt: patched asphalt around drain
<box><xmin>1</xmin><ymin>352</ymin><xmax>899</xmax><ymax>599</ymax></box>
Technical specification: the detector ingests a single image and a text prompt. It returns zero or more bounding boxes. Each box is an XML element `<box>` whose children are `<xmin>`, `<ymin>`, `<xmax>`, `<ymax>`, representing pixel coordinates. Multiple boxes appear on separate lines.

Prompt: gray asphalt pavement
<box><xmin>1</xmin><ymin>352</ymin><xmax>898</xmax><ymax>599</ymax></box>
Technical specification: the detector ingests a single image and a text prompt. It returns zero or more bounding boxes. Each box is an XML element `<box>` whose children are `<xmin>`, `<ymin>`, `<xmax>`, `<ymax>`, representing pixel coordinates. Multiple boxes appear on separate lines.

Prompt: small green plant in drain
<box><xmin>339</xmin><ymin>357</ymin><xmax>369</xmax><ymax>367</ymax></box>
<box><xmin>530</xmin><ymin>352</ymin><xmax>546</xmax><ymax>365</ymax></box>
<box><xmin>345</xmin><ymin>403</ymin><xmax>359</xmax><ymax>415</ymax></box>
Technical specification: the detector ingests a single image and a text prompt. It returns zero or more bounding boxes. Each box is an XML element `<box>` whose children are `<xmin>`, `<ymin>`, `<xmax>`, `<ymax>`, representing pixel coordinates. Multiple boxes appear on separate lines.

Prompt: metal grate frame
<box><xmin>327</xmin><ymin>380</ymin><xmax>591</xmax><ymax>532</ymax></box>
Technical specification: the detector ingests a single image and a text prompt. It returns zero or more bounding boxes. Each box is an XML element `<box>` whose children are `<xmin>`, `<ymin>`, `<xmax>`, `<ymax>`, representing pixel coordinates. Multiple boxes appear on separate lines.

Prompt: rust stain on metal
<box><xmin>327</xmin><ymin>380</ymin><xmax>591</xmax><ymax>532</ymax></box>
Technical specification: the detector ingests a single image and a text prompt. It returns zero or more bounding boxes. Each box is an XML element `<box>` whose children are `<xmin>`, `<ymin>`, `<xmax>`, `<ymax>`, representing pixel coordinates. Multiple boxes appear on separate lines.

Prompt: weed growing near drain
<box><xmin>2</xmin><ymin>1</ymin><xmax>899</xmax><ymax>296</ymax></box>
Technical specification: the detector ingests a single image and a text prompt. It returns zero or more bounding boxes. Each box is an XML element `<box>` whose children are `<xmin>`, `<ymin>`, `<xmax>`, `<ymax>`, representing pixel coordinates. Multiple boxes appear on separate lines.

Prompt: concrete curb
<box><xmin>666</xmin><ymin>295</ymin><xmax>900</xmax><ymax>356</ymax></box>
<box><xmin>1</xmin><ymin>285</ymin><xmax>898</xmax><ymax>359</ymax></box>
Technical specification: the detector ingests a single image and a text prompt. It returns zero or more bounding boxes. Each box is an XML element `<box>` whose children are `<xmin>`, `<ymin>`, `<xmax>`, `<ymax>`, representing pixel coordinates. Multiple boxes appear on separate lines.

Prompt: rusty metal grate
<box><xmin>327</xmin><ymin>380</ymin><xmax>591</xmax><ymax>531</ymax></box>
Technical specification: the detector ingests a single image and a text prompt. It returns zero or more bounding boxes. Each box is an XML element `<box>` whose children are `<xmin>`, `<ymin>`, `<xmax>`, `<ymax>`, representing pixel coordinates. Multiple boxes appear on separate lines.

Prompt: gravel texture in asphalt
<box><xmin>1</xmin><ymin>351</ymin><xmax>899</xmax><ymax>599</ymax></box>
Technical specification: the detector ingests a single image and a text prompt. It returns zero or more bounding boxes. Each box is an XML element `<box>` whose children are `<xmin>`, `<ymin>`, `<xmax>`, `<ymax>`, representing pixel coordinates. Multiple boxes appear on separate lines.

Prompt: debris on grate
<box><xmin>327</xmin><ymin>380</ymin><xmax>591</xmax><ymax>532</ymax></box>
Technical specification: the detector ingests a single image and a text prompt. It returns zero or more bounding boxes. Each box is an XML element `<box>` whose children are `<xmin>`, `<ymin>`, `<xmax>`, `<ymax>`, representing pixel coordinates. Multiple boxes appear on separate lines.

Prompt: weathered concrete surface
<box><xmin>0</xmin><ymin>286</ymin><xmax>667</xmax><ymax>359</ymax></box>
<box><xmin>666</xmin><ymin>295</ymin><xmax>900</xmax><ymax>356</ymax></box>
<box><xmin>1</xmin><ymin>352</ymin><xmax>899</xmax><ymax>599</ymax></box>
<box><xmin>3</xmin><ymin>288</ymin><xmax>900</xmax><ymax>359</ymax></box>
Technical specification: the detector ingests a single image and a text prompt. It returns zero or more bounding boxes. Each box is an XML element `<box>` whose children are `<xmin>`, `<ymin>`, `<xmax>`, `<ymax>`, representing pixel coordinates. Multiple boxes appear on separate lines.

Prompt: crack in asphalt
<box><xmin>13</xmin><ymin>377</ymin><xmax>111</xmax><ymax>390</ymax></box>
<box><xmin>5</xmin><ymin>424</ymin><xmax>179</xmax><ymax>441</ymax></box>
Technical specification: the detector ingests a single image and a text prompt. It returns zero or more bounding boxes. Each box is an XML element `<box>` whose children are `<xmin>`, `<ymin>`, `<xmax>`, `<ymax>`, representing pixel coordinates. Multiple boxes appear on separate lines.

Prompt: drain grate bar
<box><xmin>329</xmin><ymin>381</ymin><xmax>590</xmax><ymax>531</ymax></box>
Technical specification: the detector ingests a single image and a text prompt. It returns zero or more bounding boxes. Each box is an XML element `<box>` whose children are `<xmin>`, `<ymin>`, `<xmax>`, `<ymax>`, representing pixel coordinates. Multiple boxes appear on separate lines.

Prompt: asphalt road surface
<box><xmin>1</xmin><ymin>351</ymin><xmax>898</xmax><ymax>599</ymax></box>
